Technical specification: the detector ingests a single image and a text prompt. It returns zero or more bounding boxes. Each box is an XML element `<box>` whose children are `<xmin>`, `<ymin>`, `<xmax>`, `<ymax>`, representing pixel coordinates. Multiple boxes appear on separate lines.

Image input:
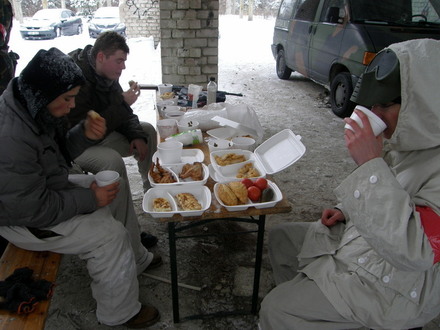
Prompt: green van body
<box><xmin>272</xmin><ymin>0</ymin><xmax>440</xmax><ymax>117</ymax></box>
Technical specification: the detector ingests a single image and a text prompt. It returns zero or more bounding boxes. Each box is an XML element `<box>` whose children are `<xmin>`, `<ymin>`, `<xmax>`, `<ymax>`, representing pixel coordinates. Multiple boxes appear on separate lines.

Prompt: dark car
<box><xmin>88</xmin><ymin>7</ymin><xmax>126</xmax><ymax>38</ymax></box>
<box><xmin>272</xmin><ymin>0</ymin><xmax>440</xmax><ymax>117</ymax></box>
<box><xmin>20</xmin><ymin>8</ymin><xmax>83</xmax><ymax>40</ymax></box>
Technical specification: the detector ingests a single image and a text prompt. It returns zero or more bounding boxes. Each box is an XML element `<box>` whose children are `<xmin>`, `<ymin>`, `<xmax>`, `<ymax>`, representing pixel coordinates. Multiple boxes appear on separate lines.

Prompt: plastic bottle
<box><xmin>165</xmin><ymin>129</ymin><xmax>203</xmax><ymax>146</ymax></box>
<box><xmin>207</xmin><ymin>77</ymin><xmax>217</xmax><ymax>105</ymax></box>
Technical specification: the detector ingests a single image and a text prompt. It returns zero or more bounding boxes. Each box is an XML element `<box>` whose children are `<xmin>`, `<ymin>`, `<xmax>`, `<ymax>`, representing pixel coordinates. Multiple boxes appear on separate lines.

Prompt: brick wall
<box><xmin>120</xmin><ymin>0</ymin><xmax>161</xmax><ymax>48</ymax></box>
<box><xmin>120</xmin><ymin>0</ymin><xmax>219</xmax><ymax>87</ymax></box>
<box><xmin>159</xmin><ymin>0</ymin><xmax>219</xmax><ymax>87</ymax></box>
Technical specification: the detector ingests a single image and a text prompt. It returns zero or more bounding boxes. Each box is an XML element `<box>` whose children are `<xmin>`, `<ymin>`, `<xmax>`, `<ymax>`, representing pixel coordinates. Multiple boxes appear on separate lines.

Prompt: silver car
<box><xmin>20</xmin><ymin>8</ymin><xmax>83</xmax><ymax>40</ymax></box>
<box><xmin>88</xmin><ymin>7</ymin><xmax>126</xmax><ymax>38</ymax></box>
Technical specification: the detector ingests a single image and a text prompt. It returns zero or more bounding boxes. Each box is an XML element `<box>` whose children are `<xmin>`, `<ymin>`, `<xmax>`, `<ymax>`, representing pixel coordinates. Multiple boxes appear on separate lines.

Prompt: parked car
<box><xmin>272</xmin><ymin>0</ymin><xmax>440</xmax><ymax>117</ymax></box>
<box><xmin>88</xmin><ymin>7</ymin><xmax>126</xmax><ymax>38</ymax></box>
<box><xmin>20</xmin><ymin>8</ymin><xmax>83</xmax><ymax>40</ymax></box>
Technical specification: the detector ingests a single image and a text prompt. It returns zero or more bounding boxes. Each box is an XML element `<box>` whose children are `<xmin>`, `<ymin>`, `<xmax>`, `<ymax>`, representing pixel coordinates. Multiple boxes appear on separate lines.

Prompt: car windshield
<box><xmin>33</xmin><ymin>10</ymin><xmax>62</xmax><ymax>20</ymax></box>
<box><xmin>350</xmin><ymin>0</ymin><xmax>440</xmax><ymax>26</ymax></box>
<box><xmin>94</xmin><ymin>8</ymin><xmax>119</xmax><ymax>19</ymax></box>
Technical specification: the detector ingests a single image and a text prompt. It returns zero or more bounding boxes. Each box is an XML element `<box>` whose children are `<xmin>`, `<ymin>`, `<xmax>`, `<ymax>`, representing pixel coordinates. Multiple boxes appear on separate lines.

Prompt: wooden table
<box><xmin>153</xmin><ymin>138</ymin><xmax>292</xmax><ymax>323</ymax></box>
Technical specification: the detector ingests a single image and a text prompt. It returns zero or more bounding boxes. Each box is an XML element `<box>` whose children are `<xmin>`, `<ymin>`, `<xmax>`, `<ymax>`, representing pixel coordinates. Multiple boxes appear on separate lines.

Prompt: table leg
<box><xmin>251</xmin><ymin>215</ymin><xmax>266</xmax><ymax>314</ymax></box>
<box><xmin>168</xmin><ymin>222</ymin><xmax>180</xmax><ymax>323</ymax></box>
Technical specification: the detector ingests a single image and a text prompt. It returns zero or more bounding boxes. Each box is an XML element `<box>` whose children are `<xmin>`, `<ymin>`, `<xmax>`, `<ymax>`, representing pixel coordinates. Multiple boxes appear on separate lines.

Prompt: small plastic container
<box><xmin>231</xmin><ymin>136</ymin><xmax>256</xmax><ymax>151</ymax></box>
<box><xmin>162</xmin><ymin>105</ymin><xmax>182</xmax><ymax>114</ymax></box>
<box><xmin>164</xmin><ymin>110</ymin><xmax>184</xmax><ymax>119</ymax></box>
<box><xmin>178</xmin><ymin>119</ymin><xmax>200</xmax><ymax>133</ymax></box>
<box><xmin>158</xmin><ymin>83</ymin><xmax>173</xmax><ymax>95</ymax></box>
<box><xmin>208</xmin><ymin>139</ymin><xmax>233</xmax><ymax>153</ymax></box>
<box><xmin>157</xmin><ymin>119</ymin><xmax>178</xmax><ymax>139</ymax></box>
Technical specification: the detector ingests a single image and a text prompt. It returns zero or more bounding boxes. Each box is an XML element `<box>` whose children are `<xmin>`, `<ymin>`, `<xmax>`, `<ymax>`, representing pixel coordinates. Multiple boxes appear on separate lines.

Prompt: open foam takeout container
<box><xmin>143</xmin><ymin>185</ymin><xmax>211</xmax><ymax>218</ymax></box>
<box><xmin>210</xmin><ymin>129</ymin><xmax>306</xmax><ymax>181</ymax></box>
<box><xmin>213</xmin><ymin>179</ymin><xmax>283</xmax><ymax>211</ymax></box>
<box><xmin>148</xmin><ymin>162</ymin><xmax>209</xmax><ymax>187</ymax></box>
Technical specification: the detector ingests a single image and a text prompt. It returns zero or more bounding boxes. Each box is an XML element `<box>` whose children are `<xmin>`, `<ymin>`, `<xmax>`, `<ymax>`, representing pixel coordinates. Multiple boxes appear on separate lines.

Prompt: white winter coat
<box><xmin>297</xmin><ymin>39</ymin><xmax>440</xmax><ymax>328</ymax></box>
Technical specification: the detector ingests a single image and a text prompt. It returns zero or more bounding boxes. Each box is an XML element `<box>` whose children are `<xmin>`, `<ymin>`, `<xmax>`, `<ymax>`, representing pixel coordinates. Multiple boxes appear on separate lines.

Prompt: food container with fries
<box><xmin>209</xmin><ymin>129</ymin><xmax>306</xmax><ymax>182</ymax></box>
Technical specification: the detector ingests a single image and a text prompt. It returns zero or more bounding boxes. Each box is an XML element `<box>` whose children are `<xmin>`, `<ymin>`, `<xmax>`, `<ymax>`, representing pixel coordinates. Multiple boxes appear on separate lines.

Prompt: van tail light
<box><xmin>363</xmin><ymin>52</ymin><xmax>376</xmax><ymax>66</ymax></box>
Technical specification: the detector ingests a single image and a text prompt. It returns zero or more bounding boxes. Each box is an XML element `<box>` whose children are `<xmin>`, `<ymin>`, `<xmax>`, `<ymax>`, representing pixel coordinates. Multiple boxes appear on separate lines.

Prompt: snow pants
<box><xmin>259</xmin><ymin>222</ymin><xmax>363</xmax><ymax>330</ymax></box>
<box><xmin>0</xmin><ymin>175</ymin><xmax>152</xmax><ymax>326</ymax></box>
<box><xmin>74</xmin><ymin>121</ymin><xmax>157</xmax><ymax>191</ymax></box>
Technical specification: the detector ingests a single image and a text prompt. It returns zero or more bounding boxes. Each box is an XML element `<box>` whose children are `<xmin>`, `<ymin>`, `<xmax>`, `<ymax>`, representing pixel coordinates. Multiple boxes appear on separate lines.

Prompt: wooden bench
<box><xmin>0</xmin><ymin>243</ymin><xmax>61</xmax><ymax>330</ymax></box>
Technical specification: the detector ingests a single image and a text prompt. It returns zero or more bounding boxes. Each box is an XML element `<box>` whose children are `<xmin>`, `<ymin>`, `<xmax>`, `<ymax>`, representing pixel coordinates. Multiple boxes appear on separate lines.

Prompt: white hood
<box><xmin>386</xmin><ymin>38</ymin><xmax>440</xmax><ymax>151</ymax></box>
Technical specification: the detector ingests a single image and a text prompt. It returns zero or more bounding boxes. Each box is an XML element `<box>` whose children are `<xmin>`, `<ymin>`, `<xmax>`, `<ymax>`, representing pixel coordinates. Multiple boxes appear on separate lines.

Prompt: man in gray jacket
<box><xmin>0</xmin><ymin>48</ymin><xmax>160</xmax><ymax>328</ymax></box>
<box><xmin>260</xmin><ymin>38</ymin><xmax>440</xmax><ymax>329</ymax></box>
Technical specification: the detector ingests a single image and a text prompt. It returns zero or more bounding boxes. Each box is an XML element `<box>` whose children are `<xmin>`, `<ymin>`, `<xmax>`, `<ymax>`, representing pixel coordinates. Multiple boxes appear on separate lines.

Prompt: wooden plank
<box><xmin>0</xmin><ymin>244</ymin><xmax>62</xmax><ymax>330</ymax></box>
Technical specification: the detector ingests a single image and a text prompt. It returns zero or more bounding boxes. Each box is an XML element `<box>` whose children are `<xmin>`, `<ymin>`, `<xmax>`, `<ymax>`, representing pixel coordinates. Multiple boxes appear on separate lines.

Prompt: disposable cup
<box><xmin>344</xmin><ymin>105</ymin><xmax>387</xmax><ymax>136</ymax></box>
<box><xmin>158</xmin><ymin>83</ymin><xmax>173</xmax><ymax>95</ymax></box>
<box><xmin>157</xmin><ymin>141</ymin><xmax>183</xmax><ymax>164</ymax></box>
<box><xmin>157</xmin><ymin>119</ymin><xmax>178</xmax><ymax>139</ymax></box>
<box><xmin>231</xmin><ymin>136</ymin><xmax>256</xmax><ymax>151</ymax></box>
<box><xmin>95</xmin><ymin>170</ymin><xmax>120</xmax><ymax>187</ymax></box>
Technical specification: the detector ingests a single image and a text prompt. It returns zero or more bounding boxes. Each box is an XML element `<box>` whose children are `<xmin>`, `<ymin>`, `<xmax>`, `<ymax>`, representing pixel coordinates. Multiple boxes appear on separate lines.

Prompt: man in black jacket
<box><xmin>0</xmin><ymin>47</ymin><xmax>160</xmax><ymax>328</ymax></box>
<box><xmin>0</xmin><ymin>0</ymin><xmax>19</xmax><ymax>96</ymax></box>
<box><xmin>68</xmin><ymin>31</ymin><xmax>158</xmax><ymax>248</ymax></box>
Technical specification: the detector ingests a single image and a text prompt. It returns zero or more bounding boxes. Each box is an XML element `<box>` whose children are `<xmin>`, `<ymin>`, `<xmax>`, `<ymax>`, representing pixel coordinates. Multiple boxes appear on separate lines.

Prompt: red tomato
<box><xmin>254</xmin><ymin>178</ymin><xmax>268</xmax><ymax>191</ymax></box>
<box><xmin>241</xmin><ymin>178</ymin><xmax>254</xmax><ymax>189</ymax></box>
<box><xmin>248</xmin><ymin>186</ymin><xmax>262</xmax><ymax>202</ymax></box>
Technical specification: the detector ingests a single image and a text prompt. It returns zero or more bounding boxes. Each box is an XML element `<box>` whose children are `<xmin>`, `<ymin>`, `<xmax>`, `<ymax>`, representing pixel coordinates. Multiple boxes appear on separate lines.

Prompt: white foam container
<box><xmin>209</xmin><ymin>129</ymin><xmax>306</xmax><ymax>181</ymax></box>
<box><xmin>152</xmin><ymin>148</ymin><xmax>204</xmax><ymax>165</ymax></box>
<box><xmin>148</xmin><ymin>163</ymin><xmax>209</xmax><ymax>187</ymax></box>
<box><xmin>213</xmin><ymin>180</ymin><xmax>282</xmax><ymax>211</ymax></box>
<box><xmin>254</xmin><ymin>129</ymin><xmax>305</xmax><ymax>174</ymax></box>
<box><xmin>210</xmin><ymin>149</ymin><xmax>253</xmax><ymax>172</ymax></box>
<box><xmin>206</xmin><ymin>126</ymin><xmax>257</xmax><ymax>141</ymax></box>
<box><xmin>143</xmin><ymin>186</ymin><xmax>211</xmax><ymax>217</ymax></box>
<box><xmin>216</xmin><ymin>159</ymin><xmax>265</xmax><ymax>181</ymax></box>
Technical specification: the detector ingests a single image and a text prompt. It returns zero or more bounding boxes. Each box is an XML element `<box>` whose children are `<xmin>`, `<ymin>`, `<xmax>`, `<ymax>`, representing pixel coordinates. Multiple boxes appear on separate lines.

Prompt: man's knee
<box><xmin>140</xmin><ymin>122</ymin><xmax>157</xmax><ymax>148</ymax></box>
<box><xmin>259</xmin><ymin>292</ymin><xmax>281</xmax><ymax>330</ymax></box>
<box><xmin>77</xmin><ymin>147</ymin><xmax>127</xmax><ymax>175</ymax></box>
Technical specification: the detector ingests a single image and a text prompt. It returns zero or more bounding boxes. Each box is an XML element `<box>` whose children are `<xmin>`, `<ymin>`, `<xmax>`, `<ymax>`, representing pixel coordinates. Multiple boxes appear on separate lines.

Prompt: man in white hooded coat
<box><xmin>259</xmin><ymin>38</ymin><xmax>440</xmax><ymax>329</ymax></box>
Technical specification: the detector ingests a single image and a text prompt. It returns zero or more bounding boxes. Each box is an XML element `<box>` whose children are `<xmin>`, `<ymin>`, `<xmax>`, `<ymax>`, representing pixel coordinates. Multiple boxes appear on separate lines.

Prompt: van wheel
<box><xmin>276</xmin><ymin>49</ymin><xmax>292</xmax><ymax>80</ymax></box>
<box><xmin>330</xmin><ymin>72</ymin><xmax>355</xmax><ymax>118</ymax></box>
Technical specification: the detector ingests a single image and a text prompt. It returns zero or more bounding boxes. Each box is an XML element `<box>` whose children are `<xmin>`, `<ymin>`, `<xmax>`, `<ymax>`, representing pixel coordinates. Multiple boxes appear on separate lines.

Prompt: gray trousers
<box><xmin>259</xmin><ymin>222</ymin><xmax>363</xmax><ymax>330</ymax></box>
<box><xmin>0</xmin><ymin>175</ymin><xmax>152</xmax><ymax>326</ymax></box>
<box><xmin>74</xmin><ymin>122</ymin><xmax>157</xmax><ymax>191</ymax></box>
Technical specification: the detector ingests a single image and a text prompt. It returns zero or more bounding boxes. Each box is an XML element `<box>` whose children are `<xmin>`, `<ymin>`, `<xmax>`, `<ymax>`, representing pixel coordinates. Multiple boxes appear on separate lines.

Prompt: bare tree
<box><xmin>248</xmin><ymin>0</ymin><xmax>254</xmax><ymax>20</ymax></box>
<box><xmin>11</xmin><ymin>0</ymin><xmax>23</xmax><ymax>22</ymax></box>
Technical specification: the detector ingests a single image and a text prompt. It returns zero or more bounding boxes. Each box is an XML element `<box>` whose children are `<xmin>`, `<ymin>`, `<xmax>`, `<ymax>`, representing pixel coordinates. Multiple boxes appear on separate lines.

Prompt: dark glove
<box><xmin>0</xmin><ymin>267</ymin><xmax>55</xmax><ymax>314</ymax></box>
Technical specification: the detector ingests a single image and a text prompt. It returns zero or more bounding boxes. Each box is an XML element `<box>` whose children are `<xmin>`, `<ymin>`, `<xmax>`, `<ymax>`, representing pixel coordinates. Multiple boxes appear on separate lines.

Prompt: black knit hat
<box><xmin>17</xmin><ymin>47</ymin><xmax>85</xmax><ymax>118</ymax></box>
